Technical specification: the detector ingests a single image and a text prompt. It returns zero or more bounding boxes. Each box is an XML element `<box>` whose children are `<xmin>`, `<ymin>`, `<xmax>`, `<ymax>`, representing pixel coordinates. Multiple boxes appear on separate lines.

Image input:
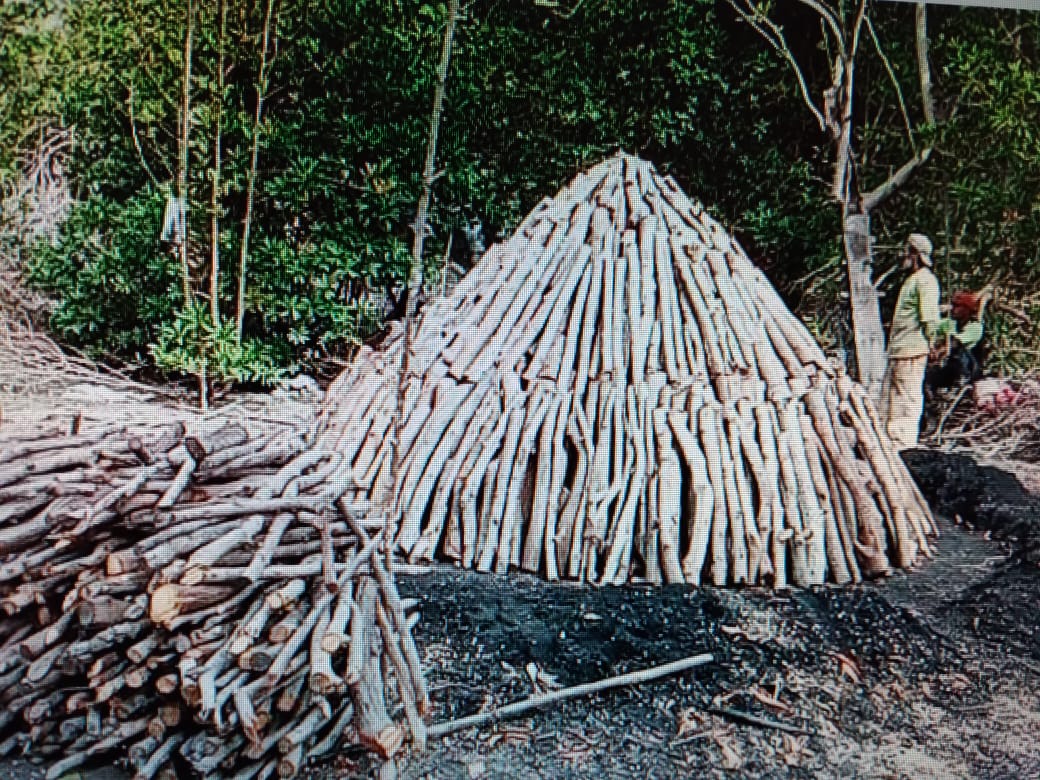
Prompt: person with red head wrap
<box><xmin>929</xmin><ymin>286</ymin><xmax>993</xmax><ymax>391</ymax></box>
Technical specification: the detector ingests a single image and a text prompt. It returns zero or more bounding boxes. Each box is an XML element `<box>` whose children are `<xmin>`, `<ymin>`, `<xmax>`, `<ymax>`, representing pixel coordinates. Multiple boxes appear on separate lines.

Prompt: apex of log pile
<box><xmin>319</xmin><ymin>152</ymin><xmax>937</xmax><ymax>588</ymax></box>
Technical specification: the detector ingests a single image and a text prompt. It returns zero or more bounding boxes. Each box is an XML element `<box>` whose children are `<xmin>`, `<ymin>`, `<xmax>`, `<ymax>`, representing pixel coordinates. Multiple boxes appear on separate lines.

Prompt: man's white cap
<box><xmin>907</xmin><ymin>233</ymin><xmax>933</xmax><ymax>267</ymax></box>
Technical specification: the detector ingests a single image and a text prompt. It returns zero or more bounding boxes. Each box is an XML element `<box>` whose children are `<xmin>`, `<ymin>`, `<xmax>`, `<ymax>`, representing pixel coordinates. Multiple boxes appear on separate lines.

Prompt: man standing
<box><xmin>881</xmin><ymin>233</ymin><xmax>941</xmax><ymax>450</ymax></box>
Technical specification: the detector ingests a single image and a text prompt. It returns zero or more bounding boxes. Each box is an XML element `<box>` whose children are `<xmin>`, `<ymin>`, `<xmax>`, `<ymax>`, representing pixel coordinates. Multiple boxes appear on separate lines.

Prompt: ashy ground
<box><xmin>330</xmin><ymin>450</ymin><xmax>1040</xmax><ymax>780</ymax></box>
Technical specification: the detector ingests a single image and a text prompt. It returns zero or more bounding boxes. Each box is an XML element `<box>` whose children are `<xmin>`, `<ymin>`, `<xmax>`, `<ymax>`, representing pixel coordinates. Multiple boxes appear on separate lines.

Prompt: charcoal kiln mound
<box><xmin>318</xmin><ymin>152</ymin><xmax>936</xmax><ymax>588</ymax></box>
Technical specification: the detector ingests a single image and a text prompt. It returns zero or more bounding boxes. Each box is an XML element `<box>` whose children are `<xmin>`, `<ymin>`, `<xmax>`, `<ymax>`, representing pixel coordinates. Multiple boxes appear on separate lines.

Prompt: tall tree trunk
<box><xmin>843</xmin><ymin>209</ymin><xmax>887</xmax><ymax>401</ymax></box>
<box><xmin>384</xmin><ymin>0</ymin><xmax>461</xmax><ymax>546</ymax></box>
<box><xmin>916</xmin><ymin>4</ymin><xmax>936</xmax><ymax>125</ymax></box>
<box><xmin>177</xmin><ymin>0</ymin><xmax>196</xmax><ymax>306</ymax></box>
<box><xmin>406</xmin><ymin>0</ymin><xmax>461</xmax><ymax>308</ymax></box>
<box><xmin>209</xmin><ymin>0</ymin><xmax>227</xmax><ymax>329</ymax></box>
<box><xmin>235</xmin><ymin>0</ymin><xmax>277</xmax><ymax>343</ymax></box>
<box><xmin>726</xmin><ymin>0</ymin><xmax>934</xmax><ymax>406</ymax></box>
<box><xmin>178</xmin><ymin>0</ymin><xmax>208</xmax><ymax>410</ymax></box>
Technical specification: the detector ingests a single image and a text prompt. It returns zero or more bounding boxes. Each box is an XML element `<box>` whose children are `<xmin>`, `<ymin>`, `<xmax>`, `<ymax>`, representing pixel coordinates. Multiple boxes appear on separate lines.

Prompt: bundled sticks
<box><xmin>317</xmin><ymin>152</ymin><xmax>937</xmax><ymax>588</ymax></box>
<box><xmin>0</xmin><ymin>415</ymin><xmax>427</xmax><ymax>778</ymax></box>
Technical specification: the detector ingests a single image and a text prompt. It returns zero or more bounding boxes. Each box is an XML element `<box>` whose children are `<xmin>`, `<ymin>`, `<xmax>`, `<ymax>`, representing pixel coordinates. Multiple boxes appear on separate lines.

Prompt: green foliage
<box><xmin>6</xmin><ymin>0</ymin><xmax>1040</xmax><ymax>382</ymax></box>
<box><xmin>150</xmin><ymin>301</ymin><xmax>283</xmax><ymax>384</ymax></box>
<box><xmin>0</xmin><ymin>0</ymin><xmax>63</xmax><ymax>174</ymax></box>
<box><xmin>862</xmin><ymin>8</ymin><xmax>1040</xmax><ymax>373</ymax></box>
<box><xmin>25</xmin><ymin>186</ymin><xmax>180</xmax><ymax>360</ymax></box>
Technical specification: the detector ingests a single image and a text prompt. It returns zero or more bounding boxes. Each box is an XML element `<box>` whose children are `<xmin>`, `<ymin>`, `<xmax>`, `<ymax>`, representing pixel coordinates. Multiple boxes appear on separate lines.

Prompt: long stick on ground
<box><xmin>709</xmin><ymin>706</ymin><xmax>813</xmax><ymax>735</ymax></box>
<box><xmin>426</xmin><ymin>653</ymin><xmax>714</xmax><ymax>739</ymax></box>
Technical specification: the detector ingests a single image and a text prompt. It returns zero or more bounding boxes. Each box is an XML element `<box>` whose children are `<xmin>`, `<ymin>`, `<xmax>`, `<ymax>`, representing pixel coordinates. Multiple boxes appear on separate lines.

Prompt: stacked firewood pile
<box><xmin>319</xmin><ymin>152</ymin><xmax>937</xmax><ymax>588</ymax></box>
<box><xmin>0</xmin><ymin>416</ymin><xmax>427</xmax><ymax>778</ymax></box>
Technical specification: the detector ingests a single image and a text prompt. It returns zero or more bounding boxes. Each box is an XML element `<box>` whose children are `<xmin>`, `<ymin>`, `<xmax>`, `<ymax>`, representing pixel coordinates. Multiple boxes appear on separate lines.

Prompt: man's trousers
<box><xmin>879</xmin><ymin>354</ymin><xmax>929</xmax><ymax>451</ymax></box>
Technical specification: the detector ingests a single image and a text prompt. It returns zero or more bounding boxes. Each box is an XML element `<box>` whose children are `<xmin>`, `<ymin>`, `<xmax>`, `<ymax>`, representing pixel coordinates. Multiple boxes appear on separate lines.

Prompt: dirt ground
<box><xmin>2</xmin><ymin>380</ymin><xmax>1039</xmax><ymax>780</ymax></box>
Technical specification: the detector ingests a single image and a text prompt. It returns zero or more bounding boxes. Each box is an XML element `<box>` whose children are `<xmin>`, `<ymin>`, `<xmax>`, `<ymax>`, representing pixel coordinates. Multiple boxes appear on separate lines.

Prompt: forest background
<box><xmin>1</xmin><ymin>0</ymin><xmax>1037</xmax><ymax>397</ymax></box>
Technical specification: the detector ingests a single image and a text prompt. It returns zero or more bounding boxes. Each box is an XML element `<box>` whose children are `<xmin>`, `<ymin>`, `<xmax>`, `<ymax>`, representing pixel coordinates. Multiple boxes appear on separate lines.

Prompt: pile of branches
<box><xmin>0</xmin><ymin>317</ymin><xmax>171</xmax><ymax>404</ymax></box>
<box><xmin>318</xmin><ymin>153</ymin><xmax>937</xmax><ymax>588</ymax></box>
<box><xmin>0</xmin><ymin>127</ymin><xmax>71</xmax><ymax>324</ymax></box>
<box><xmin>926</xmin><ymin>377</ymin><xmax>1040</xmax><ymax>459</ymax></box>
<box><xmin>0</xmin><ymin>127</ymin><xmax>72</xmax><ymax>247</ymax></box>
<box><xmin>0</xmin><ymin>416</ymin><xmax>427</xmax><ymax>779</ymax></box>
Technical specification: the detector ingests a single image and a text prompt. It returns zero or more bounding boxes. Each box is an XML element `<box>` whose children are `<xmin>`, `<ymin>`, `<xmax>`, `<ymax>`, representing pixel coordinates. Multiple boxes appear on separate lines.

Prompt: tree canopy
<box><xmin>1</xmin><ymin>0</ymin><xmax>1037</xmax><ymax>387</ymax></box>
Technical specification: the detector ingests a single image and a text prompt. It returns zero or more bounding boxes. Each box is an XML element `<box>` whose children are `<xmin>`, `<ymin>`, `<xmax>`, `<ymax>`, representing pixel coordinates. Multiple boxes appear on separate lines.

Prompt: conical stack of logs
<box><xmin>319</xmin><ymin>152</ymin><xmax>937</xmax><ymax>588</ymax></box>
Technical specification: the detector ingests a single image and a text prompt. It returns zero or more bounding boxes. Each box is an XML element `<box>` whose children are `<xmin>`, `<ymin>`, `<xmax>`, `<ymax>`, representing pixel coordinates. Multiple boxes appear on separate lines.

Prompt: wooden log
<box><xmin>319</xmin><ymin>587</ymin><xmax>353</xmax><ymax>659</ymax></box>
<box><xmin>750</xmin><ymin>403</ymin><xmax>790</xmax><ymax>588</ymax></box>
<box><xmin>733</xmin><ymin>401</ymin><xmax>774</xmax><ymax>583</ymax></box>
<box><xmin>474</xmin><ymin>397</ymin><xmax>529</xmax><ymax>573</ymax></box>
<box><xmin>792</xmin><ymin>411</ymin><xmax>850</xmax><ymax>585</ymax></box>
<box><xmin>803</xmin><ymin>389</ymin><xmax>891</xmax><ymax>577</ymax></box>
<box><xmin>495</xmin><ymin>390</ymin><xmax>552</xmax><ymax>574</ymax></box>
<box><xmin>779</xmin><ymin>403</ymin><xmax>827</xmax><ymax>585</ymax></box>
<box><xmin>610</xmin><ymin>248</ymin><xmax>629</xmax><ymax>382</ymax></box>
<box><xmin>307</xmin><ymin>702</ymin><xmax>356</xmax><ymax>759</ymax></box>
<box><xmin>517</xmin><ymin>244</ymin><xmax>595</xmax><ymax>381</ymax></box>
<box><xmin>416</xmin><ymin>383</ymin><xmax>500</xmax><ymax>563</ymax></box>
<box><xmin>775</xmin><ymin>423</ymin><xmax>811</xmax><ymax>587</ymax></box>
<box><xmin>350</xmin><ymin>641</ymin><xmax>403</xmax><ymax>759</ymax></box>
<box><xmin>521</xmin><ymin>393</ymin><xmax>564</xmax><ymax>574</ymax></box>
<box><xmin>132</xmin><ymin>732</ymin><xmax>185</xmax><ymax>780</ymax></box>
<box><xmin>401</xmin><ymin>378</ymin><xmax>495</xmax><ymax>558</ymax></box>
<box><xmin>581</xmin><ymin>386</ymin><xmax>623</xmax><ymax>583</ymax></box>
<box><xmin>696</xmin><ymin>405</ymin><xmax>730</xmax><ymax>586</ymax></box>
<box><xmin>571</xmin><ymin>250</ymin><xmax>605</xmax><ymax>401</ymax></box>
<box><xmin>612</xmin><ymin>391</ymin><xmax>646</xmax><ymax>581</ymax></box>
<box><xmin>364</xmin><ymin>558</ymin><xmax>427</xmax><ymax>718</ymax></box>
<box><xmin>541</xmin><ymin>395</ymin><xmax>572</xmax><ymax>581</ymax></box>
<box><xmin>375</xmin><ymin>601</ymin><xmax>426</xmax><ymax>750</ymax></box>
<box><xmin>598</xmin><ymin>393</ymin><xmax>643</xmax><ymax>585</ymax></box>
<box><xmin>748</xmin><ymin>267</ymin><xmax>829</xmax><ymax>369</ymax></box>
<box><xmin>149</xmin><ymin>585</ymin><xmax>237</xmax><ymax>628</ymax></box>
<box><xmin>763</xmin><ymin>316</ymin><xmax>810</xmax><ymax>395</ymax></box>
<box><xmin>674</xmin><ymin>251</ymin><xmax>728</xmax><ymax>386</ymax></box>
<box><xmin>819</xmin><ymin>443</ymin><xmax>862</xmax><ymax>583</ymax></box>
<box><xmin>308</xmin><ymin>604</ymin><xmax>341</xmax><ymax>695</ymax></box>
<box><xmin>715</xmin><ymin>410</ymin><xmax>750</xmax><ymax>585</ymax></box>
<box><xmin>724</xmin><ymin>411</ymin><xmax>763</xmax><ymax>583</ymax></box>
<box><xmin>839</xmin><ymin>376</ymin><xmax>931</xmax><ymax>560</ymax></box>
<box><xmin>650</xmin><ymin>410</ymin><xmax>684</xmax><ymax>584</ymax></box>
<box><xmin>557</xmin><ymin>416</ymin><xmax>589</xmax><ymax>580</ymax></box>
<box><xmin>668</xmin><ymin>412</ymin><xmax>713</xmax><ymax>586</ymax></box>
<box><xmin>457</xmin><ymin>380</ymin><xmax>517</xmax><ymax>569</ymax></box>
<box><xmin>455</xmin><ymin>216</ymin><xmax>581</xmax><ymax>380</ymax></box>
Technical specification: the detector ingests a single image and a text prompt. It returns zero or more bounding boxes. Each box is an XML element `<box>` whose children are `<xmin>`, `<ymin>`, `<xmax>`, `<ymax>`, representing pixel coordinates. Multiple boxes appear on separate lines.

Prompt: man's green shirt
<box><xmin>888</xmin><ymin>267</ymin><xmax>941</xmax><ymax>359</ymax></box>
<box><xmin>937</xmin><ymin>318</ymin><xmax>984</xmax><ymax>350</ymax></box>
